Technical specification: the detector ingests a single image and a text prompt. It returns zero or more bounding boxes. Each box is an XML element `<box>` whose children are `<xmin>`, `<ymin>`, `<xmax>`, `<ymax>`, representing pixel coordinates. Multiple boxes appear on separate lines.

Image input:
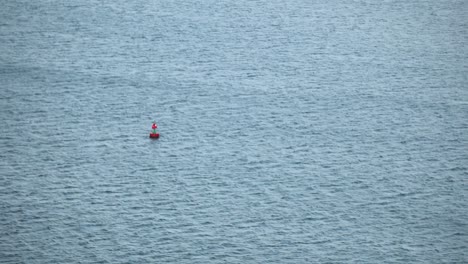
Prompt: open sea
<box><xmin>1</xmin><ymin>0</ymin><xmax>467</xmax><ymax>263</ymax></box>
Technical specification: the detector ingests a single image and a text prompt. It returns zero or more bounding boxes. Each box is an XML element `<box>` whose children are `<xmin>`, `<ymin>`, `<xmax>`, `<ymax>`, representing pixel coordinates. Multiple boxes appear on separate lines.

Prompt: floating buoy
<box><xmin>150</xmin><ymin>121</ymin><xmax>160</xmax><ymax>139</ymax></box>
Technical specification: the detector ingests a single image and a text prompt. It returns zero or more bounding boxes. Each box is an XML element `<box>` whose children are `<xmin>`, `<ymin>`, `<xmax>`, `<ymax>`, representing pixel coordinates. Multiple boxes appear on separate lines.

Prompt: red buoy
<box><xmin>150</xmin><ymin>133</ymin><xmax>160</xmax><ymax>139</ymax></box>
<box><xmin>150</xmin><ymin>121</ymin><xmax>159</xmax><ymax>139</ymax></box>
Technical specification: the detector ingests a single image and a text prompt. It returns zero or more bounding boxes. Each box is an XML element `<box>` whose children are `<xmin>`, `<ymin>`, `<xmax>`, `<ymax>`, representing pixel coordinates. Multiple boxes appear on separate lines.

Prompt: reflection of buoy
<box><xmin>150</xmin><ymin>121</ymin><xmax>160</xmax><ymax>139</ymax></box>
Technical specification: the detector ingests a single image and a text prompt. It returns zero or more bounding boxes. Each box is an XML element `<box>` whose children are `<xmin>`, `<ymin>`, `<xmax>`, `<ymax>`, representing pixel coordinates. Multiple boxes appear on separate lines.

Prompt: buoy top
<box><xmin>152</xmin><ymin>123</ymin><xmax>157</xmax><ymax>129</ymax></box>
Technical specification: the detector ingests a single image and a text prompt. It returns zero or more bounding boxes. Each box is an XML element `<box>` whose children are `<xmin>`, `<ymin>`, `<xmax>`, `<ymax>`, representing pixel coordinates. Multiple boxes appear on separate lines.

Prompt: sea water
<box><xmin>1</xmin><ymin>0</ymin><xmax>467</xmax><ymax>263</ymax></box>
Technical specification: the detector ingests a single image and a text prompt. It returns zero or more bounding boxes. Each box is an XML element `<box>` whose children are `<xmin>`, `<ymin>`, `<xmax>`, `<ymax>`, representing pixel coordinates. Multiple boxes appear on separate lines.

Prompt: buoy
<box><xmin>150</xmin><ymin>121</ymin><xmax>160</xmax><ymax>139</ymax></box>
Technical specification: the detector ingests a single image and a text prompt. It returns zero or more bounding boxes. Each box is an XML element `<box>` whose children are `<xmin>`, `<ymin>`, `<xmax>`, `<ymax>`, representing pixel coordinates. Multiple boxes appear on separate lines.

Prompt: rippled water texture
<box><xmin>1</xmin><ymin>0</ymin><xmax>467</xmax><ymax>263</ymax></box>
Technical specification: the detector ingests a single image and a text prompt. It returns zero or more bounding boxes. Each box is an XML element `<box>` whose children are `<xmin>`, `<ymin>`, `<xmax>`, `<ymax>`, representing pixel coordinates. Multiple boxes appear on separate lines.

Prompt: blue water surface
<box><xmin>1</xmin><ymin>0</ymin><xmax>467</xmax><ymax>263</ymax></box>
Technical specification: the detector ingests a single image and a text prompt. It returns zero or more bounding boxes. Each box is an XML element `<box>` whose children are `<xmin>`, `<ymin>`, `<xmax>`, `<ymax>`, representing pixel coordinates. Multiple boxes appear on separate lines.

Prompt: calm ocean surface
<box><xmin>1</xmin><ymin>0</ymin><xmax>467</xmax><ymax>263</ymax></box>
